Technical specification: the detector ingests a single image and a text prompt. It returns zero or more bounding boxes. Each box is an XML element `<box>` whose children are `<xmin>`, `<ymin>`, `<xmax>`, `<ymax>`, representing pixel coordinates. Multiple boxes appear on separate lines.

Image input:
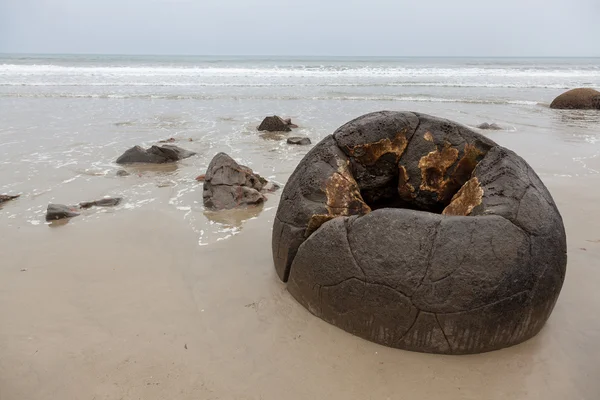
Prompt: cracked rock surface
<box><xmin>203</xmin><ymin>152</ymin><xmax>278</xmax><ymax>210</ymax></box>
<box><xmin>272</xmin><ymin>111</ymin><xmax>567</xmax><ymax>355</ymax></box>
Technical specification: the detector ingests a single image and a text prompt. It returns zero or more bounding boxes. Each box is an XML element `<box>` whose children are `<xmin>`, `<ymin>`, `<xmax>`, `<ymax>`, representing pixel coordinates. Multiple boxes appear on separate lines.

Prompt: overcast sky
<box><xmin>1</xmin><ymin>0</ymin><xmax>599</xmax><ymax>56</ymax></box>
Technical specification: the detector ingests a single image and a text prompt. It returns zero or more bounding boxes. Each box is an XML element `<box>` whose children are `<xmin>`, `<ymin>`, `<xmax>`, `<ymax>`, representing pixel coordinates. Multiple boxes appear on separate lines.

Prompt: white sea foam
<box><xmin>1</xmin><ymin>64</ymin><xmax>599</xmax><ymax>79</ymax></box>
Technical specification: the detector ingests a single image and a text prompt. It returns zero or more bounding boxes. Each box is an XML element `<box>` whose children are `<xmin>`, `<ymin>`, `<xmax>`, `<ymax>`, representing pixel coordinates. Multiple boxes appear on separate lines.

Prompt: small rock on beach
<box><xmin>116</xmin><ymin>145</ymin><xmax>196</xmax><ymax>164</ymax></box>
<box><xmin>257</xmin><ymin>116</ymin><xmax>298</xmax><ymax>132</ymax></box>
<box><xmin>287</xmin><ymin>137</ymin><xmax>311</xmax><ymax>145</ymax></box>
<box><xmin>0</xmin><ymin>194</ymin><xmax>20</xmax><ymax>204</ymax></box>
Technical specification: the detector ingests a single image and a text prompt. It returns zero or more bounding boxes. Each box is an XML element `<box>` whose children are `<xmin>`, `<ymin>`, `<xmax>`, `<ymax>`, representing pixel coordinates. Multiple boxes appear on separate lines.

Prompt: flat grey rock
<box><xmin>116</xmin><ymin>145</ymin><xmax>196</xmax><ymax>164</ymax></box>
<box><xmin>0</xmin><ymin>194</ymin><xmax>19</xmax><ymax>204</ymax></box>
<box><xmin>46</xmin><ymin>204</ymin><xmax>80</xmax><ymax>221</ymax></box>
<box><xmin>477</xmin><ymin>122</ymin><xmax>502</xmax><ymax>130</ymax></box>
<box><xmin>273</xmin><ymin>111</ymin><xmax>566</xmax><ymax>355</ymax></box>
<box><xmin>79</xmin><ymin>198</ymin><xmax>122</xmax><ymax>209</ymax></box>
<box><xmin>287</xmin><ymin>137</ymin><xmax>311</xmax><ymax>145</ymax></box>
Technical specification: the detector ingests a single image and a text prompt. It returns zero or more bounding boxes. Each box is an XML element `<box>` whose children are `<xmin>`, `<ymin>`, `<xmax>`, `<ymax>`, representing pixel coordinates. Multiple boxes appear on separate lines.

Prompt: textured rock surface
<box><xmin>203</xmin><ymin>152</ymin><xmax>278</xmax><ymax>210</ymax></box>
<box><xmin>287</xmin><ymin>137</ymin><xmax>311</xmax><ymax>145</ymax></box>
<box><xmin>550</xmin><ymin>88</ymin><xmax>600</xmax><ymax>110</ymax></box>
<box><xmin>116</xmin><ymin>145</ymin><xmax>196</xmax><ymax>164</ymax></box>
<box><xmin>0</xmin><ymin>194</ymin><xmax>19</xmax><ymax>204</ymax></box>
<box><xmin>272</xmin><ymin>111</ymin><xmax>567</xmax><ymax>355</ymax></box>
<box><xmin>257</xmin><ymin>116</ymin><xmax>296</xmax><ymax>132</ymax></box>
<box><xmin>46</xmin><ymin>204</ymin><xmax>80</xmax><ymax>221</ymax></box>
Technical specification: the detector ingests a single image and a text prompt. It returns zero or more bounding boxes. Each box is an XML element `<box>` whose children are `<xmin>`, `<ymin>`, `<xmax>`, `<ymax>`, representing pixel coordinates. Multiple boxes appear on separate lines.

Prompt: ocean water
<box><xmin>1</xmin><ymin>55</ymin><xmax>599</xmax><ymax>244</ymax></box>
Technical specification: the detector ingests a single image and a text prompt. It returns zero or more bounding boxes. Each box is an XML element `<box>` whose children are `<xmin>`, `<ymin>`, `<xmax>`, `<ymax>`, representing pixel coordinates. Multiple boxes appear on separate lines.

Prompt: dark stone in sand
<box><xmin>116</xmin><ymin>169</ymin><xmax>130</xmax><ymax>177</ymax></box>
<box><xmin>203</xmin><ymin>152</ymin><xmax>279</xmax><ymax>210</ymax></box>
<box><xmin>550</xmin><ymin>88</ymin><xmax>600</xmax><ymax>110</ymax></box>
<box><xmin>46</xmin><ymin>204</ymin><xmax>80</xmax><ymax>221</ymax></box>
<box><xmin>258</xmin><ymin>116</ymin><xmax>296</xmax><ymax>132</ymax></box>
<box><xmin>272</xmin><ymin>111</ymin><xmax>566</xmax><ymax>355</ymax></box>
<box><xmin>0</xmin><ymin>194</ymin><xmax>19</xmax><ymax>204</ymax></box>
<box><xmin>116</xmin><ymin>145</ymin><xmax>196</xmax><ymax>164</ymax></box>
<box><xmin>287</xmin><ymin>137</ymin><xmax>311</xmax><ymax>145</ymax></box>
<box><xmin>477</xmin><ymin>122</ymin><xmax>502</xmax><ymax>130</ymax></box>
<box><xmin>79</xmin><ymin>198</ymin><xmax>122</xmax><ymax>209</ymax></box>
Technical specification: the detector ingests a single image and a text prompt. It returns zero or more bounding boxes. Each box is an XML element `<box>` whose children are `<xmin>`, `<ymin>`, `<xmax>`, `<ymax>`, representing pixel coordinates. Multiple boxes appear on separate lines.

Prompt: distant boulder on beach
<box><xmin>257</xmin><ymin>116</ymin><xmax>298</xmax><ymax>132</ymax></box>
<box><xmin>116</xmin><ymin>145</ymin><xmax>196</xmax><ymax>164</ymax></box>
<box><xmin>550</xmin><ymin>88</ymin><xmax>600</xmax><ymax>110</ymax></box>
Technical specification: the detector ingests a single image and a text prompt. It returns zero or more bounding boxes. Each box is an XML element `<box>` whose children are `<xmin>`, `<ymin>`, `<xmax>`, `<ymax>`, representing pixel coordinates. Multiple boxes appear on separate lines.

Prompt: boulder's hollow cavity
<box><xmin>272</xmin><ymin>111</ymin><xmax>567</xmax><ymax>355</ymax></box>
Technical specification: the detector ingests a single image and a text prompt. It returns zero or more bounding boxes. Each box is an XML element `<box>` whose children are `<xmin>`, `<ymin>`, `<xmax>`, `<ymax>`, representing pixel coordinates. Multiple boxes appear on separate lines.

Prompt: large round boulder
<box><xmin>272</xmin><ymin>111</ymin><xmax>567</xmax><ymax>355</ymax></box>
<box><xmin>550</xmin><ymin>88</ymin><xmax>600</xmax><ymax>110</ymax></box>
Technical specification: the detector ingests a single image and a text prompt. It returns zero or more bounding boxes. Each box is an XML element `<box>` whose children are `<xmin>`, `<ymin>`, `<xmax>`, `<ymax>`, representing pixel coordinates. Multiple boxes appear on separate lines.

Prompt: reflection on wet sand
<box><xmin>553</xmin><ymin>109</ymin><xmax>600</xmax><ymax>128</ymax></box>
<box><xmin>118</xmin><ymin>162</ymin><xmax>180</xmax><ymax>176</ymax></box>
<box><xmin>204</xmin><ymin>203</ymin><xmax>264</xmax><ymax>227</ymax></box>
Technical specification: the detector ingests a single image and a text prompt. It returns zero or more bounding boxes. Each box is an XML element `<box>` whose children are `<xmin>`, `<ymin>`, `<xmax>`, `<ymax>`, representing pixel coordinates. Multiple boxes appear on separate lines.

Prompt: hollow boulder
<box><xmin>550</xmin><ymin>88</ymin><xmax>600</xmax><ymax>110</ymax></box>
<box><xmin>116</xmin><ymin>145</ymin><xmax>196</xmax><ymax>164</ymax></box>
<box><xmin>203</xmin><ymin>153</ymin><xmax>278</xmax><ymax>210</ymax></box>
<box><xmin>272</xmin><ymin>111</ymin><xmax>567</xmax><ymax>355</ymax></box>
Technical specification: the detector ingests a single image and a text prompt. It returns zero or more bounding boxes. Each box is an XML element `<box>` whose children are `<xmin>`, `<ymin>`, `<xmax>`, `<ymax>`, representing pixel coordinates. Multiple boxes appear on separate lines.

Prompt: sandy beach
<box><xmin>0</xmin><ymin>174</ymin><xmax>599</xmax><ymax>399</ymax></box>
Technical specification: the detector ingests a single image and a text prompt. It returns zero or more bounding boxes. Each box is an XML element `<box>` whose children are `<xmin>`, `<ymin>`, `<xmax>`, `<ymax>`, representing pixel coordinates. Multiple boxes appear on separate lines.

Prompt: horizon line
<box><xmin>1</xmin><ymin>52</ymin><xmax>600</xmax><ymax>59</ymax></box>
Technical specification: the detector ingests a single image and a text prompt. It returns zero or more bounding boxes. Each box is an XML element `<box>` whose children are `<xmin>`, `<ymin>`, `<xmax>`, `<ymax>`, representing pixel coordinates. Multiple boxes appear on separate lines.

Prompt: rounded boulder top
<box><xmin>272</xmin><ymin>111</ymin><xmax>567</xmax><ymax>355</ymax></box>
<box><xmin>550</xmin><ymin>88</ymin><xmax>600</xmax><ymax>110</ymax></box>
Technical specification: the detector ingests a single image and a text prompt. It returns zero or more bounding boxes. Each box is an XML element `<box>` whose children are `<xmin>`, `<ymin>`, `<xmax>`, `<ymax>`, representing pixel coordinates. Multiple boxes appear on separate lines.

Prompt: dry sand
<box><xmin>1</xmin><ymin>176</ymin><xmax>599</xmax><ymax>400</ymax></box>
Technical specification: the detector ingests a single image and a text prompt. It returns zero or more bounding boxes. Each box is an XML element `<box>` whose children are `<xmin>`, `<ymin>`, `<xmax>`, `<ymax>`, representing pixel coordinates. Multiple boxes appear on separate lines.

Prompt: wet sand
<box><xmin>0</xmin><ymin>176</ymin><xmax>599</xmax><ymax>400</ymax></box>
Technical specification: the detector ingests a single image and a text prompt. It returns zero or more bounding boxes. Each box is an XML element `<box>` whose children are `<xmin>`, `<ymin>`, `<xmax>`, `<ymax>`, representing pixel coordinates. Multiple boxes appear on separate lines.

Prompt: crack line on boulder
<box><xmin>435</xmin><ymin>290</ymin><xmax>531</xmax><ymax>315</ymax></box>
<box><xmin>365</xmin><ymin>280</ymin><xmax>411</xmax><ymax>299</ymax></box>
<box><xmin>430</xmin><ymin>230</ymin><xmax>473</xmax><ymax>283</ymax></box>
<box><xmin>434</xmin><ymin>313</ymin><xmax>453</xmax><ymax>353</ymax></box>
<box><xmin>397</xmin><ymin>310</ymin><xmax>421</xmax><ymax>342</ymax></box>
<box><xmin>411</xmin><ymin>219</ymin><xmax>442</xmax><ymax>297</ymax></box>
<box><xmin>403</xmin><ymin>112</ymin><xmax>422</xmax><ymax>150</ymax></box>
<box><xmin>320</xmin><ymin>276</ymin><xmax>364</xmax><ymax>289</ymax></box>
<box><xmin>344</xmin><ymin>219</ymin><xmax>367</xmax><ymax>280</ymax></box>
<box><xmin>492</xmin><ymin>214</ymin><xmax>536</xmax><ymax>238</ymax></box>
<box><xmin>275</xmin><ymin>215</ymin><xmax>307</xmax><ymax>230</ymax></box>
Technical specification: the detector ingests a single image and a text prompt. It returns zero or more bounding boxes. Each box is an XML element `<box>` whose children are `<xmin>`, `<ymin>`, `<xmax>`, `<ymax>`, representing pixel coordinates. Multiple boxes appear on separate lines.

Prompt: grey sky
<box><xmin>1</xmin><ymin>0</ymin><xmax>599</xmax><ymax>56</ymax></box>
